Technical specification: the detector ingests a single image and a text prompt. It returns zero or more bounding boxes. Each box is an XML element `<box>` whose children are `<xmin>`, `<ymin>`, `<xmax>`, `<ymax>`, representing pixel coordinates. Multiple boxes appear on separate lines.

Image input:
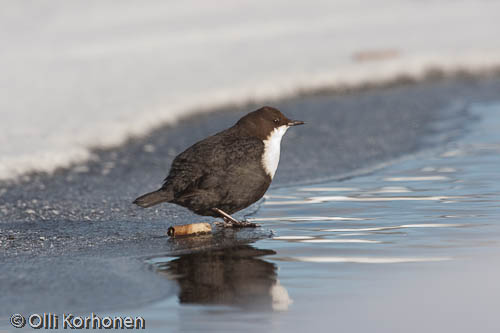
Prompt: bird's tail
<box><xmin>133</xmin><ymin>189</ymin><xmax>172</xmax><ymax>208</ymax></box>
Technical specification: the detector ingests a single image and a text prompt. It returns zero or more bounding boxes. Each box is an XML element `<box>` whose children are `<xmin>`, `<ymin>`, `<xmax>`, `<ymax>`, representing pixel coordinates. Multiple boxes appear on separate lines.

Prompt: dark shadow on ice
<box><xmin>150</xmin><ymin>245</ymin><xmax>292</xmax><ymax>311</ymax></box>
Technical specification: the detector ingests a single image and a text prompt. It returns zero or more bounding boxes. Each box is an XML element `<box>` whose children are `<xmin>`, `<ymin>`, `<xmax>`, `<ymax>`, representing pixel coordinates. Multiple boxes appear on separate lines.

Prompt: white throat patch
<box><xmin>262</xmin><ymin>125</ymin><xmax>289</xmax><ymax>179</ymax></box>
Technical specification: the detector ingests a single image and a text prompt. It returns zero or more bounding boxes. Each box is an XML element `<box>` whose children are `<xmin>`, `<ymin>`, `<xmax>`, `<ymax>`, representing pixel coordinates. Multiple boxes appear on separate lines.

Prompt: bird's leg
<box><xmin>212</xmin><ymin>208</ymin><xmax>258</xmax><ymax>228</ymax></box>
<box><xmin>213</xmin><ymin>208</ymin><xmax>239</xmax><ymax>223</ymax></box>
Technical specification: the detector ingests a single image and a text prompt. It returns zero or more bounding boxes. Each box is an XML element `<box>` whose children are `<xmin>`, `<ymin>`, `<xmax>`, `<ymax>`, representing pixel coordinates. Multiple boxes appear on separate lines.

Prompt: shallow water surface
<box><xmin>142</xmin><ymin>102</ymin><xmax>500</xmax><ymax>332</ymax></box>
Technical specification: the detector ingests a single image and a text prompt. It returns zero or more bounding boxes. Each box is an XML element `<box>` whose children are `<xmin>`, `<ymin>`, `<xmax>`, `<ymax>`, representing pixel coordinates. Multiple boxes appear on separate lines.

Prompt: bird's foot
<box><xmin>215</xmin><ymin>217</ymin><xmax>259</xmax><ymax>228</ymax></box>
<box><xmin>226</xmin><ymin>217</ymin><xmax>259</xmax><ymax>228</ymax></box>
<box><xmin>212</xmin><ymin>208</ymin><xmax>259</xmax><ymax>228</ymax></box>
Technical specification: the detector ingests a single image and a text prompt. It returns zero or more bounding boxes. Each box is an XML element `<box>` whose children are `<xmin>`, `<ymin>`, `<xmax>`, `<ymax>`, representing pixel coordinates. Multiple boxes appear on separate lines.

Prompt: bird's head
<box><xmin>236</xmin><ymin>106</ymin><xmax>304</xmax><ymax>141</ymax></box>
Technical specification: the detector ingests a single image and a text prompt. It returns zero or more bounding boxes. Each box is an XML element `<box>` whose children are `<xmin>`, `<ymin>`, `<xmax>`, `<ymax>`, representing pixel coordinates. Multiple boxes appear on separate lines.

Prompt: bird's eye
<box><xmin>273</xmin><ymin>119</ymin><xmax>279</xmax><ymax>124</ymax></box>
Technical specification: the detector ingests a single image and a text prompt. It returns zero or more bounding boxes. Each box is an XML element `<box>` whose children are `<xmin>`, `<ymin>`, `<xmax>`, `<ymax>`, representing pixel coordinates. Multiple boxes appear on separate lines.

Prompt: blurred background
<box><xmin>1</xmin><ymin>0</ymin><xmax>499</xmax><ymax>181</ymax></box>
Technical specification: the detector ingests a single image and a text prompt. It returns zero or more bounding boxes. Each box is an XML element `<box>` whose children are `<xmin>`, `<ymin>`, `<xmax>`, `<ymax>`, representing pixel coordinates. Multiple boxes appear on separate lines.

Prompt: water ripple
<box><xmin>279</xmin><ymin>256</ymin><xmax>452</xmax><ymax>264</ymax></box>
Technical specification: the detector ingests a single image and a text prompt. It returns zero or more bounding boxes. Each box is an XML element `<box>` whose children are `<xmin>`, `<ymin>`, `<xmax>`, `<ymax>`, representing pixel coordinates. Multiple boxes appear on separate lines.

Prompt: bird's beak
<box><xmin>288</xmin><ymin>120</ymin><xmax>305</xmax><ymax>126</ymax></box>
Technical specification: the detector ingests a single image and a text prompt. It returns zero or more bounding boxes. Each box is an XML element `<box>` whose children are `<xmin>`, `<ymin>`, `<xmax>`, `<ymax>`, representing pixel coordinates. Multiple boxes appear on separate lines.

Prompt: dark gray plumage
<box><xmin>133</xmin><ymin>106</ymin><xmax>304</xmax><ymax>225</ymax></box>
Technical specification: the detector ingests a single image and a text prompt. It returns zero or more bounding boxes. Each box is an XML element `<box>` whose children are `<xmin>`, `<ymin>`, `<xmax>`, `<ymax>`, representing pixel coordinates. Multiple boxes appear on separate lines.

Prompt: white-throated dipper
<box><xmin>133</xmin><ymin>106</ymin><xmax>304</xmax><ymax>227</ymax></box>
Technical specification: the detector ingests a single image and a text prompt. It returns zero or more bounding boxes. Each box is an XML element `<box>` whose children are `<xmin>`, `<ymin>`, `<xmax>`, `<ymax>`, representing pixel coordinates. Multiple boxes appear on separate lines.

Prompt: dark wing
<box><xmin>162</xmin><ymin>130</ymin><xmax>265</xmax><ymax>197</ymax></box>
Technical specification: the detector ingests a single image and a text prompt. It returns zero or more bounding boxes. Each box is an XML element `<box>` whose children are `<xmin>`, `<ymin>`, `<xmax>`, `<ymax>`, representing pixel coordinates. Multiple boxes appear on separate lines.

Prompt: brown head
<box><xmin>235</xmin><ymin>106</ymin><xmax>304</xmax><ymax>141</ymax></box>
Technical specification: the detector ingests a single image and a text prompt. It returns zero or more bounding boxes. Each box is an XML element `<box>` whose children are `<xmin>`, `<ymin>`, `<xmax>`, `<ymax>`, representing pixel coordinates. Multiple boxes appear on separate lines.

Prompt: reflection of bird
<box><xmin>133</xmin><ymin>106</ymin><xmax>304</xmax><ymax>227</ymax></box>
<box><xmin>155</xmin><ymin>245</ymin><xmax>292</xmax><ymax>311</ymax></box>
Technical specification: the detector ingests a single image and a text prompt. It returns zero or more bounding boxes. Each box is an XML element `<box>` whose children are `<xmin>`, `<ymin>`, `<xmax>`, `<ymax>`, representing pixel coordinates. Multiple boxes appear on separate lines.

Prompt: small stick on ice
<box><xmin>167</xmin><ymin>223</ymin><xmax>212</xmax><ymax>237</ymax></box>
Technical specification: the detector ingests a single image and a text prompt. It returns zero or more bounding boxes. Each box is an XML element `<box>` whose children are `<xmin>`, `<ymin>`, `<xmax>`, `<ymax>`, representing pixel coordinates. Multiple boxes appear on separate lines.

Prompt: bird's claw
<box><xmin>215</xmin><ymin>218</ymin><xmax>259</xmax><ymax>228</ymax></box>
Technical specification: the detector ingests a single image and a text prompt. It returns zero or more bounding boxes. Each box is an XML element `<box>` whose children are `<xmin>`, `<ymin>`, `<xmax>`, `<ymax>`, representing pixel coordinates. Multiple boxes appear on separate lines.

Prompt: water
<box><xmin>2</xmin><ymin>1</ymin><xmax>500</xmax><ymax>180</ymax></box>
<box><xmin>137</xmin><ymin>102</ymin><xmax>500</xmax><ymax>332</ymax></box>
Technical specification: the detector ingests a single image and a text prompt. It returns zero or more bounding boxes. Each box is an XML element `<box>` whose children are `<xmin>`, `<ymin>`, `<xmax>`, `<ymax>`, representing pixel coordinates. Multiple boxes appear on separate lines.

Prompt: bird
<box><xmin>133</xmin><ymin>106</ymin><xmax>304</xmax><ymax>227</ymax></box>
